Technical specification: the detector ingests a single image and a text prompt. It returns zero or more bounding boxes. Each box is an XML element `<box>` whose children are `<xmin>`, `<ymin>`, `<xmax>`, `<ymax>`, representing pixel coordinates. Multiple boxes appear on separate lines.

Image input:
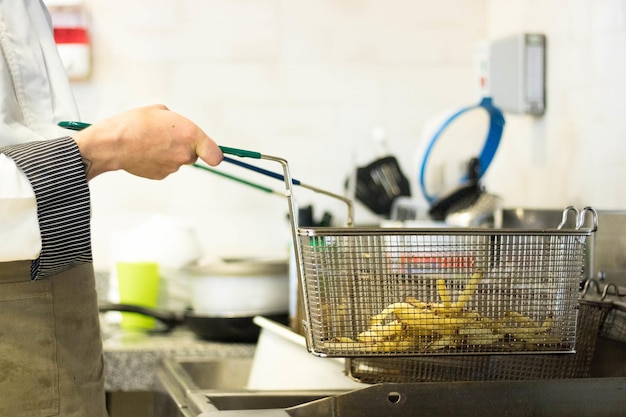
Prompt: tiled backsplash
<box><xmin>64</xmin><ymin>0</ymin><xmax>625</xmax><ymax>269</ymax></box>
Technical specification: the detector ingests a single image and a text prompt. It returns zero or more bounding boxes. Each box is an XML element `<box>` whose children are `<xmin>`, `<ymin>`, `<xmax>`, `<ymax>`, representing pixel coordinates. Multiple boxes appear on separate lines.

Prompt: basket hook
<box><xmin>557</xmin><ymin>206</ymin><xmax>579</xmax><ymax>229</ymax></box>
<box><xmin>576</xmin><ymin>206</ymin><xmax>599</xmax><ymax>232</ymax></box>
<box><xmin>557</xmin><ymin>206</ymin><xmax>598</xmax><ymax>232</ymax></box>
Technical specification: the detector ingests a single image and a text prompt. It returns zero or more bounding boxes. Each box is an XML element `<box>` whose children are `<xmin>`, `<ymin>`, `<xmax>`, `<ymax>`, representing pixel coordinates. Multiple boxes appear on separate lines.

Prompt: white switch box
<box><xmin>477</xmin><ymin>33</ymin><xmax>546</xmax><ymax>116</ymax></box>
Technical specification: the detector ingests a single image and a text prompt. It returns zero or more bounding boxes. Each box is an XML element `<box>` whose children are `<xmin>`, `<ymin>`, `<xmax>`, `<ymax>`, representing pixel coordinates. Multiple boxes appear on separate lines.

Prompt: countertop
<box><xmin>101</xmin><ymin>316</ymin><xmax>256</xmax><ymax>392</ymax></box>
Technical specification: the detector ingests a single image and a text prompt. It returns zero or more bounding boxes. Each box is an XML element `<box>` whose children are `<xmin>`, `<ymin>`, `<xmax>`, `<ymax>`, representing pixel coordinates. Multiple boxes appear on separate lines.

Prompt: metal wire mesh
<box><xmin>601</xmin><ymin>305</ymin><xmax>626</xmax><ymax>344</ymax></box>
<box><xmin>345</xmin><ymin>298</ymin><xmax>610</xmax><ymax>382</ymax></box>
<box><xmin>598</xmin><ymin>283</ymin><xmax>626</xmax><ymax>344</ymax></box>
<box><xmin>297</xmin><ymin>227</ymin><xmax>592</xmax><ymax>357</ymax></box>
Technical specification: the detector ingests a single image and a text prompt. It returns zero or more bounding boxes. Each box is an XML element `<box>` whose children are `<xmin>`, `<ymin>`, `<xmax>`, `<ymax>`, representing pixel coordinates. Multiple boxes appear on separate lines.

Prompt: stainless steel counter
<box><xmin>158</xmin><ymin>356</ymin><xmax>626</xmax><ymax>417</ymax></box>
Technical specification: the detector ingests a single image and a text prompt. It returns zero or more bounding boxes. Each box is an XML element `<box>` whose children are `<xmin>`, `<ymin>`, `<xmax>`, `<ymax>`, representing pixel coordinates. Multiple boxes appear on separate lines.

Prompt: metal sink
<box><xmin>173</xmin><ymin>357</ymin><xmax>253</xmax><ymax>391</ymax></box>
<box><xmin>157</xmin><ymin>357</ymin><xmax>345</xmax><ymax>416</ymax></box>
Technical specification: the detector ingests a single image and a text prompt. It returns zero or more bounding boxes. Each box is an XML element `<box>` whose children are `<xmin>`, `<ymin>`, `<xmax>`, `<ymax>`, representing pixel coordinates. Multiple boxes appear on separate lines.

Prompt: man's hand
<box><xmin>72</xmin><ymin>104</ymin><xmax>223</xmax><ymax>181</ymax></box>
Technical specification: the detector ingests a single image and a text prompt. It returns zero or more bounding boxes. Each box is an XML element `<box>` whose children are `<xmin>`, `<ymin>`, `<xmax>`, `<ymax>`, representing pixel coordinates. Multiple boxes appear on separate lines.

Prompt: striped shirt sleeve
<box><xmin>0</xmin><ymin>137</ymin><xmax>92</xmax><ymax>280</ymax></box>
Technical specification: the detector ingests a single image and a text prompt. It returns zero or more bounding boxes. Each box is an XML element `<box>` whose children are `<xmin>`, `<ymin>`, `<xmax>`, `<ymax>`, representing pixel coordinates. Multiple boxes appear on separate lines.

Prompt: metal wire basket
<box><xmin>598</xmin><ymin>282</ymin><xmax>626</xmax><ymax>344</ymax></box>
<box><xmin>296</xmin><ymin>207</ymin><xmax>598</xmax><ymax>357</ymax></box>
<box><xmin>346</xmin><ymin>280</ymin><xmax>612</xmax><ymax>382</ymax></box>
<box><xmin>217</xmin><ymin>148</ymin><xmax>598</xmax><ymax>358</ymax></box>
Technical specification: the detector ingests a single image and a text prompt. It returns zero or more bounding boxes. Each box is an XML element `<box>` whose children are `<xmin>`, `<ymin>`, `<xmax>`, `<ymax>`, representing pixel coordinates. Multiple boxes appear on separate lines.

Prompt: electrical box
<box><xmin>477</xmin><ymin>33</ymin><xmax>546</xmax><ymax>116</ymax></box>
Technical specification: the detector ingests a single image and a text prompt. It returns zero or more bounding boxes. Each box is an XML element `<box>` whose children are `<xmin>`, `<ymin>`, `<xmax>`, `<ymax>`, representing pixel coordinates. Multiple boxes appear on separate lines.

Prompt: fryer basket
<box><xmin>598</xmin><ymin>282</ymin><xmax>626</xmax><ymax>344</ymax></box>
<box><xmin>216</xmin><ymin>148</ymin><xmax>598</xmax><ymax>358</ymax></box>
<box><xmin>296</xmin><ymin>212</ymin><xmax>597</xmax><ymax>357</ymax></box>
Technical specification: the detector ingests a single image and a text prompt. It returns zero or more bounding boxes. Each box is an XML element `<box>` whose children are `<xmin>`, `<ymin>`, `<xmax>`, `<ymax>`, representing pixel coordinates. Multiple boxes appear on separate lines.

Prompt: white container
<box><xmin>248</xmin><ymin>316</ymin><xmax>368</xmax><ymax>390</ymax></box>
<box><xmin>186</xmin><ymin>258</ymin><xmax>289</xmax><ymax>317</ymax></box>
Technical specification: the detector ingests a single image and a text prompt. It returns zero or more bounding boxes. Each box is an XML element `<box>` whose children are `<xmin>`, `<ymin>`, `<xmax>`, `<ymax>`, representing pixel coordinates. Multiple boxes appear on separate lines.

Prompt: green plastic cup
<box><xmin>116</xmin><ymin>261</ymin><xmax>160</xmax><ymax>330</ymax></box>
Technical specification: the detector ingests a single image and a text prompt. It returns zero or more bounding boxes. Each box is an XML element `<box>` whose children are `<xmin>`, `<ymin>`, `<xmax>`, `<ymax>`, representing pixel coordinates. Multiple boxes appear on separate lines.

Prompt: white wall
<box><xmin>483</xmin><ymin>0</ymin><xmax>626</xmax><ymax>209</ymax></box>
<box><xmin>68</xmin><ymin>0</ymin><xmax>487</xmax><ymax>269</ymax></box>
<box><xmin>63</xmin><ymin>0</ymin><xmax>625</xmax><ymax>270</ymax></box>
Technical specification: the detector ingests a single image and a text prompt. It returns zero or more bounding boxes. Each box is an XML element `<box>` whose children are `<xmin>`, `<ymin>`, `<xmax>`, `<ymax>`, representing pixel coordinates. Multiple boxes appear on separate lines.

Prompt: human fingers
<box><xmin>195</xmin><ymin>133</ymin><xmax>223</xmax><ymax>167</ymax></box>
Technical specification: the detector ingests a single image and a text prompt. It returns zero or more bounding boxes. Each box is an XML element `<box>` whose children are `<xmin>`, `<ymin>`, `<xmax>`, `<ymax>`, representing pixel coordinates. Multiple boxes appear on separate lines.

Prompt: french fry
<box><xmin>505</xmin><ymin>311</ymin><xmax>541</xmax><ymax>328</ymax></box>
<box><xmin>427</xmin><ymin>335</ymin><xmax>456</xmax><ymax>351</ymax></box>
<box><xmin>359</xmin><ymin>320</ymin><xmax>404</xmax><ymax>343</ymax></box>
<box><xmin>449</xmin><ymin>269</ymin><xmax>484</xmax><ymax>312</ymax></box>
<box><xmin>330</xmin><ymin>268</ymin><xmax>561</xmax><ymax>354</ymax></box>
<box><xmin>405</xmin><ymin>296</ymin><xmax>444</xmax><ymax>311</ymax></box>
<box><xmin>370</xmin><ymin>302</ymin><xmax>415</xmax><ymax>326</ymax></box>
<box><xmin>540</xmin><ymin>314</ymin><xmax>554</xmax><ymax>332</ymax></box>
<box><xmin>437</xmin><ymin>278</ymin><xmax>452</xmax><ymax>309</ymax></box>
<box><xmin>358</xmin><ymin>330</ymin><xmax>381</xmax><ymax>343</ymax></box>
<box><xmin>460</xmin><ymin>326</ymin><xmax>503</xmax><ymax>345</ymax></box>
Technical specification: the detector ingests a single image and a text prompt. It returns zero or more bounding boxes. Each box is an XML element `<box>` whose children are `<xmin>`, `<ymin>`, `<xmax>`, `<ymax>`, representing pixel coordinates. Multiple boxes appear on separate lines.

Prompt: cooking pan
<box><xmin>428</xmin><ymin>157</ymin><xmax>483</xmax><ymax>221</ymax></box>
<box><xmin>99</xmin><ymin>303</ymin><xmax>288</xmax><ymax>343</ymax></box>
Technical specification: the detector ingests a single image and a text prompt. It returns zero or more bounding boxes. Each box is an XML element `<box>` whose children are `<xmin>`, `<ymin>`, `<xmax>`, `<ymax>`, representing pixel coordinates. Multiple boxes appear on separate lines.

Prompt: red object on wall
<box><xmin>53</xmin><ymin>27</ymin><xmax>89</xmax><ymax>44</ymax></box>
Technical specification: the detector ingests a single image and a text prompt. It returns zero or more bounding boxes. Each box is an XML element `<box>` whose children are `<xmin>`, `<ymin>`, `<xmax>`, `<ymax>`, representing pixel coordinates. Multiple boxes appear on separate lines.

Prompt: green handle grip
<box><xmin>57</xmin><ymin>122</ymin><xmax>262</xmax><ymax>160</ymax></box>
<box><xmin>219</xmin><ymin>146</ymin><xmax>261</xmax><ymax>159</ymax></box>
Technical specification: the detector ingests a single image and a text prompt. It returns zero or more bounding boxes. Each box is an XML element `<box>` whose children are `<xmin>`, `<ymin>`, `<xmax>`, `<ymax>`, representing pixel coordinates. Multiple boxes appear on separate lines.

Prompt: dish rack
<box><xmin>219</xmin><ymin>147</ymin><xmax>603</xmax><ymax>380</ymax></box>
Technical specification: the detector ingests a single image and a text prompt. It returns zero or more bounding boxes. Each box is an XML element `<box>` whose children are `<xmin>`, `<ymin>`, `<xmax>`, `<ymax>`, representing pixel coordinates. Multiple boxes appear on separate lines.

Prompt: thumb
<box><xmin>195</xmin><ymin>135</ymin><xmax>223</xmax><ymax>166</ymax></box>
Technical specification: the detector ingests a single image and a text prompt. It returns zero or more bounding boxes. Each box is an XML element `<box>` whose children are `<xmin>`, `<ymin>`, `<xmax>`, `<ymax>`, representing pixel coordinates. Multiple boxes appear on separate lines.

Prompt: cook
<box><xmin>0</xmin><ymin>1</ymin><xmax>223</xmax><ymax>416</ymax></box>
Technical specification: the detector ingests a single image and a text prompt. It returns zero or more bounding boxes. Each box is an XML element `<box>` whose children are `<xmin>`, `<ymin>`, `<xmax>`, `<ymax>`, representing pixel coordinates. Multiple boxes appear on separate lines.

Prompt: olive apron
<box><xmin>0</xmin><ymin>261</ymin><xmax>108</xmax><ymax>417</ymax></box>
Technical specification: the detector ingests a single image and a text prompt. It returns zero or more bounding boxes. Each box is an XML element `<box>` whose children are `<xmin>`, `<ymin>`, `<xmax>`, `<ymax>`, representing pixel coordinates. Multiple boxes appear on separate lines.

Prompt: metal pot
<box><xmin>184</xmin><ymin>257</ymin><xmax>289</xmax><ymax>318</ymax></box>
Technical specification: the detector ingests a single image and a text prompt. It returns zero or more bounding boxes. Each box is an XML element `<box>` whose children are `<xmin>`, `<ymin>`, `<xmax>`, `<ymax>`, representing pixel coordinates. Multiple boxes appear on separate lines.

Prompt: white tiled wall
<box><xmin>64</xmin><ymin>0</ymin><xmax>625</xmax><ymax>269</ymax></box>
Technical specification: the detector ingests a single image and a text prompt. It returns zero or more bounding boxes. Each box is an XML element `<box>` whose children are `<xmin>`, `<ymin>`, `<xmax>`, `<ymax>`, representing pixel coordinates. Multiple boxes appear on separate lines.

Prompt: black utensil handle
<box><xmin>98</xmin><ymin>303</ymin><xmax>182</xmax><ymax>330</ymax></box>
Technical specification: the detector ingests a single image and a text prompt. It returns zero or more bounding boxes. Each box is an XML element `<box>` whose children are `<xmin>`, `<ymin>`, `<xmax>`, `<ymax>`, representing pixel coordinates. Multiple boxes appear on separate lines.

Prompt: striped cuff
<box><xmin>0</xmin><ymin>137</ymin><xmax>92</xmax><ymax>280</ymax></box>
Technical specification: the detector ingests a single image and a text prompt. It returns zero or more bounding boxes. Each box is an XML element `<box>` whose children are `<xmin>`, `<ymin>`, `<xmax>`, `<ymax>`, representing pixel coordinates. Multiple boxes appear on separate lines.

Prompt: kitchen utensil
<box><xmin>192</xmin><ymin>163</ymin><xmax>285</xmax><ymax>196</ymax></box>
<box><xmin>428</xmin><ymin>157</ymin><xmax>483</xmax><ymax>221</ymax></box>
<box><xmin>597</xmin><ymin>281</ymin><xmax>626</xmax><ymax>344</ymax></box>
<box><xmin>354</xmin><ymin>155</ymin><xmax>411</xmax><ymax>217</ymax></box>
<box><xmin>295</xmin><ymin>207</ymin><xmax>597</xmax><ymax>358</ymax></box>
<box><xmin>199</xmin><ymin>152</ymin><xmax>355</xmax><ymax>226</ymax></box>
<box><xmin>185</xmin><ymin>257</ymin><xmax>289</xmax><ymax>317</ymax></box>
<box><xmin>248</xmin><ymin>316</ymin><xmax>366</xmax><ymax>390</ymax></box>
<box><xmin>417</xmin><ymin>96</ymin><xmax>504</xmax><ymax>205</ymax></box>
<box><xmin>213</xmin><ymin>146</ymin><xmax>598</xmax><ymax>358</ymax></box>
<box><xmin>389</xmin><ymin>196</ymin><xmax>419</xmax><ymax>222</ymax></box>
<box><xmin>444</xmin><ymin>191</ymin><xmax>503</xmax><ymax>227</ymax></box>
<box><xmin>59</xmin><ymin>120</ymin><xmax>354</xmax><ymax>224</ymax></box>
<box><xmin>99</xmin><ymin>303</ymin><xmax>288</xmax><ymax>343</ymax></box>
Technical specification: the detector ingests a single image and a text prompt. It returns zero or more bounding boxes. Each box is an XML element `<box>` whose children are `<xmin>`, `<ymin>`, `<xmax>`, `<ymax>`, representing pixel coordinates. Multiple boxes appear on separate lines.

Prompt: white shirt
<box><xmin>0</xmin><ymin>0</ymin><xmax>80</xmax><ymax>261</ymax></box>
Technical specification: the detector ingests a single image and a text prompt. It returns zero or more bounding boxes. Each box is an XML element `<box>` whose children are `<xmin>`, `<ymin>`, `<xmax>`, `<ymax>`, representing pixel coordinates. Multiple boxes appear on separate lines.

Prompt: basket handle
<box><xmin>219</xmin><ymin>146</ymin><xmax>261</xmax><ymax>159</ymax></box>
<box><xmin>219</xmin><ymin>146</ymin><xmax>354</xmax><ymax>226</ymax></box>
<box><xmin>55</xmin><ymin>121</ymin><xmax>354</xmax><ymax>226</ymax></box>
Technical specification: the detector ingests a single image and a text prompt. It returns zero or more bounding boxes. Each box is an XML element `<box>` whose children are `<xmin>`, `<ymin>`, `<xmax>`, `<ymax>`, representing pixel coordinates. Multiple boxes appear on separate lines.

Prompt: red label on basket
<box><xmin>397</xmin><ymin>254</ymin><xmax>475</xmax><ymax>272</ymax></box>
